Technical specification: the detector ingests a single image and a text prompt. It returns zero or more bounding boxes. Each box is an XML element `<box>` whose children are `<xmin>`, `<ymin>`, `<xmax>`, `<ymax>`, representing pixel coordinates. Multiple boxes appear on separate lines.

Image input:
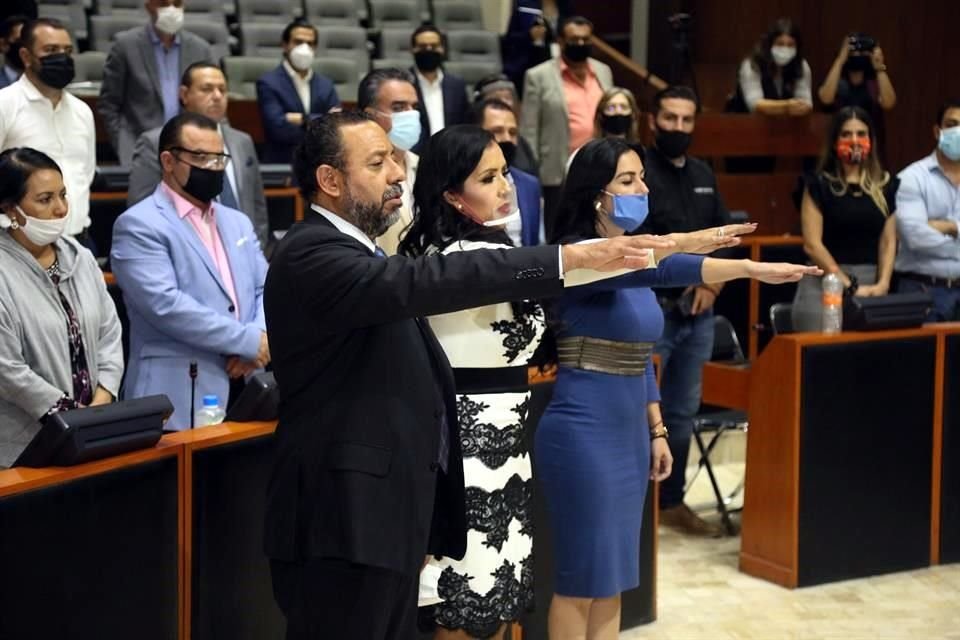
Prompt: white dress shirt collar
<box><xmin>415</xmin><ymin>68</ymin><xmax>445</xmax><ymax>136</ymax></box>
<box><xmin>310</xmin><ymin>203</ymin><xmax>378</xmax><ymax>254</ymax></box>
<box><xmin>282</xmin><ymin>58</ymin><xmax>314</xmax><ymax>113</ymax></box>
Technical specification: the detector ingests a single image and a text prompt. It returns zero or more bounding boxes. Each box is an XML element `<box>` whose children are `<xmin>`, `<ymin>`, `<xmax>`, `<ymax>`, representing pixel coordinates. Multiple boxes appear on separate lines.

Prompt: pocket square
<box><xmin>236</xmin><ymin>236</ymin><xmax>249</xmax><ymax>247</ymax></box>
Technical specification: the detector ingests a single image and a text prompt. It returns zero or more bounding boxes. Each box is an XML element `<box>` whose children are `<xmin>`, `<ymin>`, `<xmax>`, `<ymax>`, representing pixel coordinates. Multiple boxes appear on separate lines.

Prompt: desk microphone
<box><xmin>189</xmin><ymin>361</ymin><xmax>198</xmax><ymax>430</ymax></box>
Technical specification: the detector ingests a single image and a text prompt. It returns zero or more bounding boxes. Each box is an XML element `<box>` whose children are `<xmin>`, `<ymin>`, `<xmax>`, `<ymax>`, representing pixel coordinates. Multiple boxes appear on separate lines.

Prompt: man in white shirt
<box><xmin>408</xmin><ymin>25</ymin><xmax>469</xmax><ymax>153</ymax></box>
<box><xmin>0</xmin><ymin>18</ymin><xmax>96</xmax><ymax>246</ymax></box>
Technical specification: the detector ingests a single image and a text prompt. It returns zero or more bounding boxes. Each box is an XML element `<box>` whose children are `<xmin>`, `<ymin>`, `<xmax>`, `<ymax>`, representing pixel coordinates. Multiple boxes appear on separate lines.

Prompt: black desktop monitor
<box><xmin>13</xmin><ymin>395</ymin><xmax>174</xmax><ymax>468</ymax></box>
<box><xmin>843</xmin><ymin>291</ymin><xmax>933</xmax><ymax>331</ymax></box>
<box><xmin>225</xmin><ymin>372</ymin><xmax>279</xmax><ymax>422</ymax></box>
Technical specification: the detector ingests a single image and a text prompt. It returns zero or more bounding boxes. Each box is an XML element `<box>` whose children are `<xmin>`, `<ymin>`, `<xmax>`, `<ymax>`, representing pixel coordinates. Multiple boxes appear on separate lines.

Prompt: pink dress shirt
<box><xmin>161</xmin><ymin>183</ymin><xmax>240</xmax><ymax>319</ymax></box>
<box><xmin>560</xmin><ymin>58</ymin><xmax>604</xmax><ymax>153</ymax></box>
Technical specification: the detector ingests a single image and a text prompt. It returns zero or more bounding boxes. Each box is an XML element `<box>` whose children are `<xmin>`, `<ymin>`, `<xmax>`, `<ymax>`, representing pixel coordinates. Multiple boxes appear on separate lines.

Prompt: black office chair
<box><xmin>689</xmin><ymin>315</ymin><xmax>748</xmax><ymax>535</ymax></box>
<box><xmin>769</xmin><ymin>301</ymin><xmax>794</xmax><ymax>335</ymax></box>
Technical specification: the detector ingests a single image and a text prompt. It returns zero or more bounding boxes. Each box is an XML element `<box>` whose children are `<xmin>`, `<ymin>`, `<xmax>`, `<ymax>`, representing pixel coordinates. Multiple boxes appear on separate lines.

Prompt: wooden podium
<box><xmin>720</xmin><ymin>325</ymin><xmax>960</xmax><ymax>588</ymax></box>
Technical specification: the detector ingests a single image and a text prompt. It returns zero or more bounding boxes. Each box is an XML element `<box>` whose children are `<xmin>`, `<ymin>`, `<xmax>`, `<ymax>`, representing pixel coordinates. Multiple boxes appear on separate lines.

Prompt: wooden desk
<box><xmin>734</xmin><ymin>325</ymin><xmax>960</xmax><ymax>588</ymax></box>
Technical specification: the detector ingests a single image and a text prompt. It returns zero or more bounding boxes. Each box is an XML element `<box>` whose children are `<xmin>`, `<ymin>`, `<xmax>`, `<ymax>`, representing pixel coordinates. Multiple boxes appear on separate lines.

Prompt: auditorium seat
<box><xmin>446</xmin><ymin>30</ymin><xmax>501</xmax><ymax>65</ymax></box>
<box><xmin>37</xmin><ymin>1</ymin><xmax>88</xmax><ymax>41</ymax></box>
<box><xmin>315</xmin><ymin>26</ymin><xmax>370</xmax><ymax>75</ymax></box>
<box><xmin>89</xmin><ymin>15</ymin><xmax>144</xmax><ymax>53</ymax></box>
<box><xmin>313</xmin><ymin>57</ymin><xmax>359</xmax><ymax>103</ymax></box>
<box><xmin>72</xmin><ymin>50</ymin><xmax>108</xmax><ymax>84</ymax></box>
<box><xmin>182</xmin><ymin>0</ymin><xmax>226</xmax><ymax>19</ymax></box>
<box><xmin>431</xmin><ymin>1</ymin><xmax>484</xmax><ymax>31</ymax></box>
<box><xmin>239</xmin><ymin>22</ymin><xmax>285</xmax><ymax>57</ymax></box>
<box><xmin>369</xmin><ymin>0</ymin><xmax>421</xmax><ymax>30</ymax></box>
<box><xmin>372</xmin><ymin>56</ymin><xmax>414</xmax><ymax>71</ymax></box>
<box><xmin>222</xmin><ymin>56</ymin><xmax>276</xmax><ymax>99</ymax></box>
<box><xmin>379</xmin><ymin>27</ymin><xmax>412</xmax><ymax>60</ymax></box>
<box><xmin>303</xmin><ymin>0</ymin><xmax>360</xmax><ymax>26</ymax></box>
<box><xmin>445</xmin><ymin>59</ymin><xmax>501</xmax><ymax>88</ymax></box>
<box><xmin>95</xmin><ymin>0</ymin><xmax>144</xmax><ymax>15</ymax></box>
<box><xmin>183</xmin><ymin>18</ymin><xmax>231</xmax><ymax>61</ymax></box>
<box><xmin>235</xmin><ymin>0</ymin><xmax>300</xmax><ymax>25</ymax></box>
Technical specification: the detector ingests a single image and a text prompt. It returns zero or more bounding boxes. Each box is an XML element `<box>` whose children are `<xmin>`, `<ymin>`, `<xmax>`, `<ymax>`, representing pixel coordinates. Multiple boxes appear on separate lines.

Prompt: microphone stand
<box><xmin>189</xmin><ymin>361</ymin><xmax>198</xmax><ymax>430</ymax></box>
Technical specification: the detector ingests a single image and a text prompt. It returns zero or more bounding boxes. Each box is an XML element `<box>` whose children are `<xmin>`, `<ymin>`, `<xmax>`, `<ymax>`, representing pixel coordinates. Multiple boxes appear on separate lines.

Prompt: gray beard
<box><xmin>343</xmin><ymin>183</ymin><xmax>401</xmax><ymax>239</ymax></box>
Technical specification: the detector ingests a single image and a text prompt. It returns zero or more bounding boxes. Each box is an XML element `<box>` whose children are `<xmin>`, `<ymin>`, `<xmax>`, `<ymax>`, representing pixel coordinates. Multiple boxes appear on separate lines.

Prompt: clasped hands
<box><xmin>226</xmin><ymin>332</ymin><xmax>270</xmax><ymax>379</ymax></box>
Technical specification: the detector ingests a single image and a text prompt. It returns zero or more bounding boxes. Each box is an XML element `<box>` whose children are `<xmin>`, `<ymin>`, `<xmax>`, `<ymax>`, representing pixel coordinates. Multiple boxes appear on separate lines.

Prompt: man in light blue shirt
<box><xmin>895</xmin><ymin>99</ymin><xmax>960</xmax><ymax>321</ymax></box>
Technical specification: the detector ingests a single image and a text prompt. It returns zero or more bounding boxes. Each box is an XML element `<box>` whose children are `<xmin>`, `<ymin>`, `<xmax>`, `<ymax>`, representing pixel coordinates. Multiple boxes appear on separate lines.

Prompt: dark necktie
<box><xmin>372</xmin><ymin>246</ymin><xmax>449</xmax><ymax>473</ymax></box>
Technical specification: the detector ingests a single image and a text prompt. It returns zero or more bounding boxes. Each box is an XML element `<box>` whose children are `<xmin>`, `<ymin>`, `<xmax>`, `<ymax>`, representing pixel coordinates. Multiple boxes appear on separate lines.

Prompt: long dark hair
<box><xmin>0</xmin><ymin>147</ymin><xmax>62</xmax><ymax>212</ymax></box>
<box><xmin>750</xmin><ymin>18</ymin><xmax>804</xmax><ymax>97</ymax></box>
<box><xmin>549</xmin><ymin>137</ymin><xmax>639</xmax><ymax>244</ymax></box>
<box><xmin>817</xmin><ymin>106</ymin><xmax>891</xmax><ymax>216</ymax></box>
<box><xmin>399</xmin><ymin>124</ymin><xmax>510</xmax><ymax>257</ymax></box>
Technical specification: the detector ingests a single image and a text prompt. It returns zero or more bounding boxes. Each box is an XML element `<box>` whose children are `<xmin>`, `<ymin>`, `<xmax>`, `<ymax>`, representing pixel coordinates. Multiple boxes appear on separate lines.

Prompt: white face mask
<box><xmin>155</xmin><ymin>5</ymin><xmax>184</xmax><ymax>36</ymax></box>
<box><xmin>288</xmin><ymin>43</ymin><xmax>315</xmax><ymax>72</ymax></box>
<box><xmin>456</xmin><ymin>173</ymin><xmax>521</xmax><ymax>227</ymax></box>
<box><xmin>0</xmin><ymin>205</ymin><xmax>68</xmax><ymax>246</ymax></box>
<box><xmin>770</xmin><ymin>45</ymin><xmax>797</xmax><ymax>67</ymax></box>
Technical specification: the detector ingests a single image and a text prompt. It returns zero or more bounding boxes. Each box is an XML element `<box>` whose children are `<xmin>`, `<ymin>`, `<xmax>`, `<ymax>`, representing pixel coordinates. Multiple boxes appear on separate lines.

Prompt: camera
<box><xmin>848</xmin><ymin>33</ymin><xmax>876</xmax><ymax>52</ymax></box>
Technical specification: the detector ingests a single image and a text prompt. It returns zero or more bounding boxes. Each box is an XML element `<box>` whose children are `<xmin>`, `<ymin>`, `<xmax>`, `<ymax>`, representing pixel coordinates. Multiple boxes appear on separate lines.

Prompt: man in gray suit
<box><xmin>127</xmin><ymin>61</ymin><xmax>269</xmax><ymax>250</ymax></box>
<box><xmin>520</xmin><ymin>15</ymin><xmax>613</xmax><ymax>239</ymax></box>
<box><xmin>98</xmin><ymin>0</ymin><xmax>213</xmax><ymax>165</ymax></box>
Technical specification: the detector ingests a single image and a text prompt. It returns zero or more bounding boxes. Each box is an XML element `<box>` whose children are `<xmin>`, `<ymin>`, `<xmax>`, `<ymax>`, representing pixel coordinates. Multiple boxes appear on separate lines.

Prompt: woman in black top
<box><xmin>792</xmin><ymin>106</ymin><xmax>898</xmax><ymax>331</ymax></box>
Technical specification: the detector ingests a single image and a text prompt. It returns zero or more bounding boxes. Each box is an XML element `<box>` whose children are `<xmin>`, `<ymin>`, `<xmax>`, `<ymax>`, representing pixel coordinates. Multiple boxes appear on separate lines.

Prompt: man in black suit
<box><xmin>263</xmin><ymin>111</ymin><xmax>663</xmax><ymax>639</ymax></box>
<box><xmin>410</xmin><ymin>24</ymin><xmax>470</xmax><ymax>153</ymax></box>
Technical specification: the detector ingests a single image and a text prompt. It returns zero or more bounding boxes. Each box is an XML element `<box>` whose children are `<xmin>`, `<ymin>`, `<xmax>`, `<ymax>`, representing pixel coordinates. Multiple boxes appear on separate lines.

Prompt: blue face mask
<box><xmin>601</xmin><ymin>190</ymin><xmax>649</xmax><ymax>232</ymax></box>
<box><xmin>388</xmin><ymin>110</ymin><xmax>422</xmax><ymax>151</ymax></box>
<box><xmin>939</xmin><ymin>126</ymin><xmax>960</xmax><ymax>162</ymax></box>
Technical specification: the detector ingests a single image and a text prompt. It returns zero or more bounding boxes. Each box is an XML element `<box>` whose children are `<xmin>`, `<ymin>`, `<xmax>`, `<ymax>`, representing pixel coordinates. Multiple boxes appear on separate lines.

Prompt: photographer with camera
<box><xmin>818</xmin><ymin>33</ymin><xmax>897</xmax><ymax>114</ymax></box>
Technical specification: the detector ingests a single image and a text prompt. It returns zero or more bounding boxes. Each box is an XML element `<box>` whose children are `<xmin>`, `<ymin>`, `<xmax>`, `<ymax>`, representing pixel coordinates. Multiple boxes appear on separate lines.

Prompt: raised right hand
<box><xmin>561</xmin><ymin>234</ymin><xmax>676</xmax><ymax>272</ymax></box>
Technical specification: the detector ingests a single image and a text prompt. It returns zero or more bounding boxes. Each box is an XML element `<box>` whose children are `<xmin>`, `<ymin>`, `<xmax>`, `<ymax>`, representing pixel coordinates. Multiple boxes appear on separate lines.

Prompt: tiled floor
<box><xmin>620</xmin><ymin>447</ymin><xmax>960</xmax><ymax>639</ymax></box>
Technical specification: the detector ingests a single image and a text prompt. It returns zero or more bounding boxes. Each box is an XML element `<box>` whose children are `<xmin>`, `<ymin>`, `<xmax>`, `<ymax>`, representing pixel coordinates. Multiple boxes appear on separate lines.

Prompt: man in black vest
<box><xmin>263</xmin><ymin>111</ymin><xmax>668</xmax><ymax>639</ymax></box>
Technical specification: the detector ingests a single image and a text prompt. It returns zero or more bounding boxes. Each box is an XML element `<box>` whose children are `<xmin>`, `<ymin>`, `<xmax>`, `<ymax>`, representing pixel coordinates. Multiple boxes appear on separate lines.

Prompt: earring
<box><xmin>594</xmin><ymin>200</ymin><xmax>602</xmax><ymax>211</ymax></box>
<box><xmin>457</xmin><ymin>204</ymin><xmax>463</xmax><ymax>210</ymax></box>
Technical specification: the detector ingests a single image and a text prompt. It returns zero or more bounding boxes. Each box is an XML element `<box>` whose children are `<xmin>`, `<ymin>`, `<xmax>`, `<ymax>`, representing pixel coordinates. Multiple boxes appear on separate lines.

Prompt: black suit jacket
<box><xmin>411</xmin><ymin>67</ymin><xmax>471</xmax><ymax>153</ymax></box>
<box><xmin>263</xmin><ymin>214</ymin><xmax>562</xmax><ymax>575</ymax></box>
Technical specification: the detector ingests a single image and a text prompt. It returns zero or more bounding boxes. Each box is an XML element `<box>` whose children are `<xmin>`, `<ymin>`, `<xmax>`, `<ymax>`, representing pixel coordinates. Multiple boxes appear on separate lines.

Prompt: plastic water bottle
<box><xmin>821</xmin><ymin>272</ymin><xmax>843</xmax><ymax>334</ymax></box>
<box><xmin>195</xmin><ymin>394</ymin><xmax>225</xmax><ymax>426</ymax></box>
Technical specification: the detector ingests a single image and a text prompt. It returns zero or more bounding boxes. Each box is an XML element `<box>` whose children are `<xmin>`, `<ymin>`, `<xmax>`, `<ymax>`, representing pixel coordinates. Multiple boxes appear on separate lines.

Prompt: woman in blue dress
<box><xmin>535</xmin><ymin>137</ymin><xmax>818</xmax><ymax>639</ymax></box>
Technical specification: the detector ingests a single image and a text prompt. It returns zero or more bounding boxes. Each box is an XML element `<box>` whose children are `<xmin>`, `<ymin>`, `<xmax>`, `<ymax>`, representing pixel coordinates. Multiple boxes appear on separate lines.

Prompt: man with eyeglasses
<box><xmin>127</xmin><ymin>62</ymin><xmax>269</xmax><ymax>251</ymax></box>
<box><xmin>357</xmin><ymin>67</ymin><xmax>421</xmax><ymax>255</ymax></box>
<box><xmin>520</xmin><ymin>15</ymin><xmax>612</xmax><ymax>240</ymax></box>
<box><xmin>111</xmin><ymin>112</ymin><xmax>270</xmax><ymax>431</ymax></box>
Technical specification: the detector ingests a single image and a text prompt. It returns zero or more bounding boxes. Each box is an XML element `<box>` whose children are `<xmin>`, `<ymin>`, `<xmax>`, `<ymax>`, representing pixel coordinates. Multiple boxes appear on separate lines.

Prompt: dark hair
<box><xmin>281</xmin><ymin>19</ymin><xmax>317</xmax><ymax>44</ymax></box>
<box><xmin>0</xmin><ymin>14</ymin><xmax>28</xmax><ymax>40</ymax></box>
<box><xmin>818</xmin><ymin>106</ymin><xmax>890</xmax><ymax>215</ymax></box>
<box><xmin>181</xmin><ymin>61</ymin><xmax>226</xmax><ymax>87</ymax></box>
<box><xmin>559</xmin><ymin>15</ymin><xmax>593</xmax><ymax>38</ymax></box>
<box><xmin>472</xmin><ymin>73</ymin><xmax>517</xmax><ymax>103</ymax></box>
<box><xmin>398</xmin><ymin>125</ymin><xmax>507</xmax><ymax>257</ymax></box>
<box><xmin>652</xmin><ymin>85</ymin><xmax>700</xmax><ymax>115</ymax></box>
<box><xmin>410</xmin><ymin>23</ymin><xmax>447</xmax><ymax>49</ymax></box>
<box><xmin>157</xmin><ymin>112</ymin><xmax>219</xmax><ymax>163</ymax></box>
<box><xmin>936</xmin><ymin>100</ymin><xmax>960</xmax><ymax>126</ymax></box>
<box><xmin>357</xmin><ymin>67</ymin><xmax>416</xmax><ymax>111</ymax></box>
<box><xmin>293</xmin><ymin>110</ymin><xmax>376</xmax><ymax>200</ymax></box>
<box><xmin>0</xmin><ymin>147</ymin><xmax>62</xmax><ymax>211</ymax></box>
<box><xmin>471</xmin><ymin>97</ymin><xmax>515</xmax><ymax>126</ymax></box>
<box><xmin>750</xmin><ymin>18</ymin><xmax>804</xmax><ymax>96</ymax></box>
<box><xmin>550</xmin><ymin>137</ymin><xmax>638</xmax><ymax>244</ymax></box>
<box><xmin>20</xmin><ymin>17</ymin><xmax>68</xmax><ymax>52</ymax></box>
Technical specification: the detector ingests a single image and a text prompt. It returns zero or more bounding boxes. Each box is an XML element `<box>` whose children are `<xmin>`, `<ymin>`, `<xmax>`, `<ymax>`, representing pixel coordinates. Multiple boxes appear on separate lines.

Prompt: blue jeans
<box><xmin>897</xmin><ymin>277</ymin><xmax>960</xmax><ymax>322</ymax></box>
<box><xmin>655</xmin><ymin>308</ymin><xmax>715</xmax><ymax>509</ymax></box>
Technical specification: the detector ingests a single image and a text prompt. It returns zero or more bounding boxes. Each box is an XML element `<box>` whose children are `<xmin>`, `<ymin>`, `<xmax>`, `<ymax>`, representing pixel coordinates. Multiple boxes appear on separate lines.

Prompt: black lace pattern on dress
<box><xmin>490</xmin><ymin>305</ymin><xmax>544</xmax><ymax>363</ymax></box>
<box><xmin>457</xmin><ymin>396</ymin><xmax>529</xmax><ymax>469</ymax></box>
<box><xmin>434</xmin><ymin>556</ymin><xmax>535</xmax><ymax>638</ymax></box>
<box><xmin>464</xmin><ymin>473</ymin><xmax>532</xmax><ymax>553</ymax></box>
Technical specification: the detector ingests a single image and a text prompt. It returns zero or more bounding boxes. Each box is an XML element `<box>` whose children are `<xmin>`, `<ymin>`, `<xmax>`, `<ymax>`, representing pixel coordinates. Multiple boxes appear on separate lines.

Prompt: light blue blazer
<box><xmin>110</xmin><ymin>185</ymin><xmax>268</xmax><ymax>430</ymax></box>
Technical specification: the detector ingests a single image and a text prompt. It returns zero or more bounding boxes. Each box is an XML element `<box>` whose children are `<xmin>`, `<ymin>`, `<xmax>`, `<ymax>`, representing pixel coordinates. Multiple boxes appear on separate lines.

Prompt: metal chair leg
<box><xmin>692</xmin><ymin>427</ymin><xmax>737</xmax><ymax>535</ymax></box>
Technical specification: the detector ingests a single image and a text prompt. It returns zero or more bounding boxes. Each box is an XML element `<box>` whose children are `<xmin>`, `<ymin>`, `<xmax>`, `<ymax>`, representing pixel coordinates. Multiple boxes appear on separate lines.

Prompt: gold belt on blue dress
<box><xmin>556</xmin><ymin>336</ymin><xmax>655</xmax><ymax>375</ymax></box>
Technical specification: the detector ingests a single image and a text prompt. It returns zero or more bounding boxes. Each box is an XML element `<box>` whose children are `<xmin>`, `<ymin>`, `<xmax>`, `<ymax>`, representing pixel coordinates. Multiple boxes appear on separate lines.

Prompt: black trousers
<box><xmin>270</xmin><ymin>557</ymin><xmax>418</xmax><ymax>640</ymax></box>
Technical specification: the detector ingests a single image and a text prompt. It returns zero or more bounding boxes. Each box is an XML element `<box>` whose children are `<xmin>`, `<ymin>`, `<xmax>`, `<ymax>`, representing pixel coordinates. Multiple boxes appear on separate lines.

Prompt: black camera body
<box><xmin>848</xmin><ymin>33</ymin><xmax>876</xmax><ymax>52</ymax></box>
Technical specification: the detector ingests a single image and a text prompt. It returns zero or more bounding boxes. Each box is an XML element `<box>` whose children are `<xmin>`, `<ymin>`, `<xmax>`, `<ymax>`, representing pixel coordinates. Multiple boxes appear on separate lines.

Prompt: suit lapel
<box><xmin>154</xmin><ymin>190</ymin><xmax>230</xmax><ymax>299</ymax></box>
<box><xmin>222</xmin><ymin>125</ymin><xmax>244</xmax><ymax>193</ymax></box>
<box><xmin>137</xmin><ymin>28</ymin><xmax>163</xmax><ymax>100</ymax></box>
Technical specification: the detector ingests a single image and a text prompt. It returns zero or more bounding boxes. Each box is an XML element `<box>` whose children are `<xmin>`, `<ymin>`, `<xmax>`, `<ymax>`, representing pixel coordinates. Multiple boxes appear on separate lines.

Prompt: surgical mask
<box><xmin>498</xmin><ymin>141</ymin><xmax>517</xmax><ymax>166</ymax></box>
<box><xmin>563</xmin><ymin>43</ymin><xmax>591</xmax><ymax>63</ymax></box>
<box><xmin>0</xmin><ymin>205</ymin><xmax>68</xmax><ymax>245</ymax></box>
<box><xmin>455</xmin><ymin>173</ymin><xmax>521</xmax><ymax>228</ymax></box>
<box><xmin>35</xmin><ymin>53</ymin><xmax>74</xmax><ymax>90</ymax></box>
<box><xmin>155</xmin><ymin>5</ymin><xmax>184</xmax><ymax>36</ymax></box>
<box><xmin>939</xmin><ymin>126</ymin><xmax>960</xmax><ymax>162</ymax></box>
<box><xmin>835</xmin><ymin>138</ymin><xmax>872</xmax><ymax>164</ymax></box>
<box><xmin>655</xmin><ymin>128</ymin><xmax>692</xmax><ymax>159</ymax></box>
<box><xmin>387</xmin><ymin>110</ymin><xmax>422</xmax><ymax>151</ymax></box>
<box><xmin>599</xmin><ymin>191</ymin><xmax>649</xmax><ymax>232</ymax></box>
<box><xmin>770</xmin><ymin>45</ymin><xmax>797</xmax><ymax>67</ymax></box>
<box><xmin>414</xmin><ymin>50</ymin><xmax>443</xmax><ymax>73</ymax></box>
<box><xmin>288</xmin><ymin>43</ymin><xmax>314</xmax><ymax>72</ymax></box>
<box><xmin>600</xmin><ymin>114</ymin><xmax>632</xmax><ymax>136</ymax></box>
<box><xmin>179</xmin><ymin>165</ymin><xmax>224</xmax><ymax>203</ymax></box>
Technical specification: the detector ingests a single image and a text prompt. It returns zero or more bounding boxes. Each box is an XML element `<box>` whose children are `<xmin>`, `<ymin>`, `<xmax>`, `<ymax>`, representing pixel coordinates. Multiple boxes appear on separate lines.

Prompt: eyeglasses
<box><xmin>603</xmin><ymin>103</ymin><xmax>632</xmax><ymax>115</ymax></box>
<box><xmin>170</xmin><ymin>147</ymin><xmax>231</xmax><ymax>170</ymax></box>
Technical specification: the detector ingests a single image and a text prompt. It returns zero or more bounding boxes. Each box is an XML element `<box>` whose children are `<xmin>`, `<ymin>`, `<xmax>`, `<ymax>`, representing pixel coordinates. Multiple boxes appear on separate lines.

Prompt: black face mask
<box><xmin>36</xmin><ymin>53</ymin><xmax>74</xmax><ymax>90</ymax></box>
<box><xmin>414</xmin><ymin>50</ymin><xmax>444</xmax><ymax>72</ymax></box>
<box><xmin>180</xmin><ymin>165</ymin><xmax>224</xmax><ymax>203</ymax></box>
<box><xmin>655</xmin><ymin>128</ymin><xmax>693</xmax><ymax>159</ymax></box>
<box><xmin>601</xmin><ymin>114</ymin><xmax>632</xmax><ymax>136</ymax></box>
<box><xmin>498</xmin><ymin>141</ymin><xmax>517</xmax><ymax>166</ymax></box>
<box><xmin>563</xmin><ymin>43</ymin><xmax>591</xmax><ymax>63</ymax></box>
